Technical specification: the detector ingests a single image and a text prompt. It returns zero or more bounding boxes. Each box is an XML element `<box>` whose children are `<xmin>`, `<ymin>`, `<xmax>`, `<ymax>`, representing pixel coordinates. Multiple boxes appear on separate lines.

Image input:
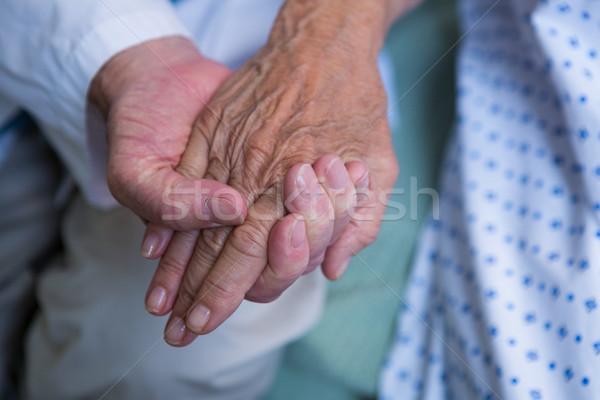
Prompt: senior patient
<box><xmin>0</xmin><ymin>0</ymin><xmax>417</xmax><ymax>398</ymax></box>
<box><xmin>382</xmin><ymin>0</ymin><xmax>600</xmax><ymax>399</ymax></box>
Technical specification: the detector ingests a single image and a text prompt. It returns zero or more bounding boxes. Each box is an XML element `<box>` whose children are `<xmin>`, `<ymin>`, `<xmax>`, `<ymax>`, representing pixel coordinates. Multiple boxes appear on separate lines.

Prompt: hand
<box><xmin>88</xmin><ymin>36</ymin><xmax>248</xmax><ymax>255</ymax></box>
<box><xmin>143</xmin><ymin>0</ymin><xmax>399</xmax><ymax>347</ymax></box>
<box><xmin>244</xmin><ymin>156</ymin><xmax>372</xmax><ymax>301</ymax></box>
<box><xmin>149</xmin><ymin>155</ymin><xmax>371</xmax><ymax>347</ymax></box>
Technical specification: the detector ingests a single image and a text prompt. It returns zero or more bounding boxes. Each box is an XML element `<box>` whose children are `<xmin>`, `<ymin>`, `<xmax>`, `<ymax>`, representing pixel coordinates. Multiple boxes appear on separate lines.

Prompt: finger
<box><xmin>111</xmin><ymin>168</ymin><xmax>247</xmax><ymax>230</ymax></box>
<box><xmin>261</xmin><ymin>160</ymin><xmax>369</xmax><ymax>284</ymax></box>
<box><xmin>162</xmin><ymin>226</ymin><xmax>232</xmax><ymax>346</ymax></box>
<box><xmin>245</xmin><ymin>213</ymin><xmax>309</xmax><ymax>302</ymax></box>
<box><xmin>345</xmin><ymin>160</ymin><xmax>370</xmax><ymax>191</ymax></box>
<box><xmin>321</xmin><ymin>219</ymin><xmax>381</xmax><ymax>280</ymax></box>
<box><xmin>161</xmin><ymin>220</ymin><xmax>236</xmax><ymax>345</ymax></box>
<box><xmin>164</xmin><ymin>191</ymin><xmax>280</xmax><ymax>342</ymax></box>
<box><xmin>108</xmin><ymin>135</ymin><xmax>247</xmax><ymax>230</ymax></box>
<box><xmin>157</xmin><ymin>176</ymin><xmax>247</xmax><ymax>230</ymax></box>
<box><xmin>145</xmin><ymin>230</ymin><xmax>200</xmax><ymax>315</ymax></box>
<box><xmin>312</xmin><ymin>155</ymin><xmax>356</xmax><ymax>245</ymax></box>
<box><xmin>318</xmin><ymin>160</ymin><xmax>370</xmax><ymax>279</ymax></box>
<box><xmin>322</xmin><ymin>186</ymin><xmax>382</xmax><ymax>281</ymax></box>
<box><xmin>162</xmin><ymin>316</ymin><xmax>198</xmax><ymax>348</ymax></box>
<box><xmin>140</xmin><ymin>224</ymin><xmax>173</xmax><ymax>259</ymax></box>
<box><xmin>345</xmin><ymin>161</ymin><xmax>370</xmax><ymax>214</ymax></box>
<box><xmin>283</xmin><ymin>163</ymin><xmax>335</xmax><ymax>272</ymax></box>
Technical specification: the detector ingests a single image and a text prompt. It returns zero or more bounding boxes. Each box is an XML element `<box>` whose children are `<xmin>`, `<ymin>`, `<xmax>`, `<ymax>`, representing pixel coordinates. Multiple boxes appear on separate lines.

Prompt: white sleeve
<box><xmin>0</xmin><ymin>0</ymin><xmax>192</xmax><ymax>208</ymax></box>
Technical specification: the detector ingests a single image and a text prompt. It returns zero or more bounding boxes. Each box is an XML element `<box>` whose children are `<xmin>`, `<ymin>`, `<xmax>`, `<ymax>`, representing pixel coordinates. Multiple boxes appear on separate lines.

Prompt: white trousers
<box><xmin>0</xmin><ymin>121</ymin><xmax>61</xmax><ymax>400</ymax></box>
<box><xmin>24</xmin><ymin>193</ymin><xmax>325</xmax><ymax>399</ymax></box>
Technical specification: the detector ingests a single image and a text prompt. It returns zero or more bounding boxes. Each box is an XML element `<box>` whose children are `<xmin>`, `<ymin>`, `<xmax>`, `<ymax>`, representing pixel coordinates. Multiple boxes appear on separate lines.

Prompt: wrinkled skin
<box><xmin>154</xmin><ymin>33</ymin><xmax>399</xmax><ymax>344</ymax></box>
<box><xmin>92</xmin><ymin>0</ymin><xmax>404</xmax><ymax>347</ymax></box>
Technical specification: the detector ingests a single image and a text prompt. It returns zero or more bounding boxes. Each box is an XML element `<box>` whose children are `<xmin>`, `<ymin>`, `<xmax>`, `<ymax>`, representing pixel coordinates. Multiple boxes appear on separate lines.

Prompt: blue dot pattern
<box><xmin>380</xmin><ymin>0</ymin><xmax>600</xmax><ymax>399</ymax></box>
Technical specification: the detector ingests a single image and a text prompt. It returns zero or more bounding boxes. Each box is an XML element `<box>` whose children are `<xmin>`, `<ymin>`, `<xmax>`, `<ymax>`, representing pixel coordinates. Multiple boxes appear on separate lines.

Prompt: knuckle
<box><xmin>230</xmin><ymin>198</ymin><xmax>283</xmax><ymax>262</ymax></box>
<box><xmin>246</xmin><ymin>290</ymin><xmax>281</xmax><ymax>304</ymax></box>
<box><xmin>200</xmin><ymin>227</ymin><xmax>231</xmax><ymax>255</ymax></box>
<box><xmin>229</xmin><ymin>217</ymin><xmax>272</xmax><ymax>259</ymax></box>
<box><xmin>156</xmin><ymin>255</ymin><xmax>187</xmax><ymax>284</ymax></box>
<box><xmin>205</xmin><ymin>157</ymin><xmax>229</xmax><ymax>183</ymax></box>
<box><xmin>245</xmin><ymin>274</ymin><xmax>286</xmax><ymax>304</ymax></box>
<box><xmin>193</xmin><ymin>107</ymin><xmax>221</xmax><ymax>143</ymax></box>
<box><xmin>307</xmin><ymin>252</ymin><xmax>326</xmax><ymax>270</ymax></box>
<box><xmin>266</xmin><ymin>262</ymin><xmax>293</xmax><ymax>282</ymax></box>
<box><xmin>201</xmin><ymin>273</ymin><xmax>241</xmax><ymax>305</ymax></box>
<box><xmin>358</xmin><ymin>226</ymin><xmax>380</xmax><ymax>248</ymax></box>
<box><xmin>337</xmin><ymin>193</ymin><xmax>357</xmax><ymax>218</ymax></box>
<box><xmin>176</xmin><ymin>163</ymin><xmax>205</xmax><ymax>181</ymax></box>
<box><xmin>241</xmin><ymin>131</ymin><xmax>318</xmax><ymax>189</ymax></box>
<box><xmin>273</xmin><ymin>135</ymin><xmax>317</xmax><ymax>167</ymax></box>
<box><xmin>174</xmin><ymin>280</ymin><xmax>198</xmax><ymax>315</ymax></box>
<box><xmin>187</xmin><ymin>228</ymin><xmax>232</xmax><ymax>271</ymax></box>
<box><xmin>243</xmin><ymin>140</ymin><xmax>273</xmax><ymax>177</ymax></box>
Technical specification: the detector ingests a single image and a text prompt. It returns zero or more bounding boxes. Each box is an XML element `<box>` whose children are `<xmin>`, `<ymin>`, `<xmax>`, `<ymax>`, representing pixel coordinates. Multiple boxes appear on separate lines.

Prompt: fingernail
<box><xmin>141</xmin><ymin>231</ymin><xmax>159</xmax><ymax>258</ymax></box>
<box><xmin>289</xmin><ymin>219</ymin><xmax>306</xmax><ymax>249</ymax></box>
<box><xmin>326</xmin><ymin>158</ymin><xmax>347</xmax><ymax>190</ymax></box>
<box><xmin>356</xmin><ymin>169</ymin><xmax>369</xmax><ymax>190</ymax></box>
<box><xmin>165</xmin><ymin>317</ymin><xmax>187</xmax><ymax>345</ymax></box>
<box><xmin>187</xmin><ymin>304</ymin><xmax>210</xmax><ymax>333</ymax></box>
<box><xmin>210</xmin><ymin>195</ymin><xmax>241</xmax><ymax>223</ymax></box>
<box><xmin>145</xmin><ymin>286</ymin><xmax>167</xmax><ymax>314</ymax></box>
<box><xmin>334</xmin><ymin>257</ymin><xmax>352</xmax><ymax>280</ymax></box>
<box><xmin>296</xmin><ymin>164</ymin><xmax>311</xmax><ymax>195</ymax></box>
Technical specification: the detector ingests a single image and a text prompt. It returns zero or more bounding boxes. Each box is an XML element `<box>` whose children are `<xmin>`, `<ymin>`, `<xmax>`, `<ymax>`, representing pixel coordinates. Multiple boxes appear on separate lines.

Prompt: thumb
<box><xmin>108</xmin><ymin>164</ymin><xmax>247</xmax><ymax>231</ymax></box>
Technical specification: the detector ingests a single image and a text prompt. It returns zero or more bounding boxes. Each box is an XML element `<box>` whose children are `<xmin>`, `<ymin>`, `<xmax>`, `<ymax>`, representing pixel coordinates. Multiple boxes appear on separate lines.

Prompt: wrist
<box><xmin>88</xmin><ymin>36</ymin><xmax>201</xmax><ymax>118</ymax></box>
<box><xmin>267</xmin><ymin>0</ymin><xmax>415</xmax><ymax>62</ymax></box>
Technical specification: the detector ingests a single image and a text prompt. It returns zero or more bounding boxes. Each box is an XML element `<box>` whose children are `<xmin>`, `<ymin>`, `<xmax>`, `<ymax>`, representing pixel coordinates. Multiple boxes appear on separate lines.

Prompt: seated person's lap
<box><xmin>25</xmin><ymin>193</ymin><xmax>326</xmax><ymax>399</ymax></box>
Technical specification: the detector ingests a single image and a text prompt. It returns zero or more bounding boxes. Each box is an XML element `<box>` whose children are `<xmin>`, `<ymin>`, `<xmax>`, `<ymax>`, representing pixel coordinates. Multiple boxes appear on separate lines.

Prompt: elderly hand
<box><xmin>143</xmin><ymin>0</ymin><xmax>400</xmax><ymax>346</ymax></box>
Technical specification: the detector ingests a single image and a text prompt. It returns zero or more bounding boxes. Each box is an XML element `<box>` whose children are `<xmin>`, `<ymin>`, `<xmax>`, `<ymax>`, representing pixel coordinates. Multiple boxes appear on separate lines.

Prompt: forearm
<box><xmin>268</xmin><ymin>0</ymin><xmax>423</xmax><ymax>60</ymax></box>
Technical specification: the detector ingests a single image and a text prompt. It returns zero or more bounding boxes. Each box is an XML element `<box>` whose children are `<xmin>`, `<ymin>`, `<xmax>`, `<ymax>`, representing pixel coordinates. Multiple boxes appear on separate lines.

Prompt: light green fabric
<box><xmin>261</xmin><ymin>1</ymin><xmax>458</xmax><ymax>399</ymax></box>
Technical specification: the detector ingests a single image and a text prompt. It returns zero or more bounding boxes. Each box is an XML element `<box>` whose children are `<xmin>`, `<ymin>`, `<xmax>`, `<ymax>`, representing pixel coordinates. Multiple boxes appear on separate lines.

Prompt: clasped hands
<box><xmin>90</xmin><ymin>26</ymin><xmax>397</xmax><ymax>346</ymax></box>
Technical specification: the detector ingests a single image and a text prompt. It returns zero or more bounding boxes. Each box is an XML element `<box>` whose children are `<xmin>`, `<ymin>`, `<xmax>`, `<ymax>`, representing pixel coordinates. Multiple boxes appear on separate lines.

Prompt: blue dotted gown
<box><xmin>380</xmin><ymin>0</ymin><xmax>600</xmax><ymax>399</ymax></box>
